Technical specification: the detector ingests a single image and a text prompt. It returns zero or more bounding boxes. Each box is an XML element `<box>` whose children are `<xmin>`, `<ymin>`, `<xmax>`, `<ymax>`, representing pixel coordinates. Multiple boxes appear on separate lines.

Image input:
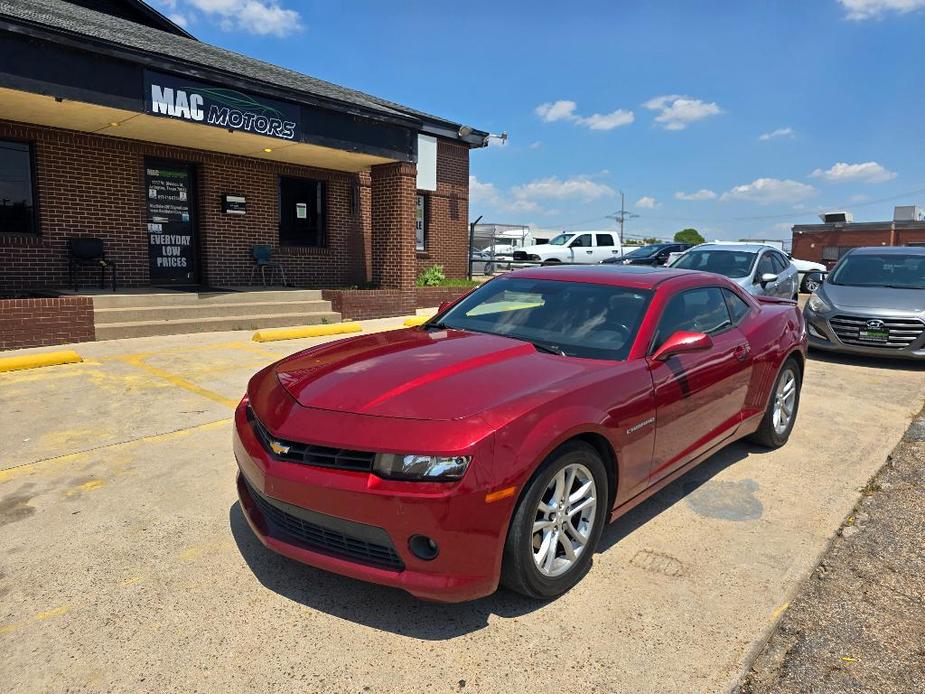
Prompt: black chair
<box><xmin>249</xmin><ymin>244</ymin><xmax>288</xmax><ymax>286</ymax></box>
<box><xmin>68</xmin><ymin>237</ymin><xmax>117</xmax><ymax>292</ymax></box>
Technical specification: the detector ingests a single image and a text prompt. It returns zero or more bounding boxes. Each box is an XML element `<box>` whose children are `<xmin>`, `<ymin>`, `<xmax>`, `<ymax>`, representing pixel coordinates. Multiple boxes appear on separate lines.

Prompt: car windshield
<box><xmin>432</xmin><ymin>277</ymin><xmax>652</xmax><ymax>360</ymax></box>
<box><xmin>671</xmin><ymin>249</ymin><xmax>757</xmax><ymax>278</ymax></box>
<box><xmin>625</xmin><ymin>245</ymin><xmax>663</xmax><ymax>259</ymax></box>
<box><xmin>829</xmin><ymin>254</ymin><xmax>925</xmax><ymax>290</ymax></box>
<box><xmin>548</xmin><ymin>233</ymin><xmax>575</xmax><ymax>246</ymax></box>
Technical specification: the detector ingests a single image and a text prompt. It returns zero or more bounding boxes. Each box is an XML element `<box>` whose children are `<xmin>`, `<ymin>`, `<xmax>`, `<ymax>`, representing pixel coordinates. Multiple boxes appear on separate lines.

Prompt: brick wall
<box><xmin>322</xmin><ymin>288</ymin><xmax>414</xmax><ymax>321</ymax></box>
<box><xmin>0</xmin><ymin>120</ymin><xmax>471</xmax><ymax>293</ymax></box>
<box><xmin>415</xmin><ymin>285</ymin><xmax>473</xmax><ymax>308</ymax></box>
<box><xmin>0</xmin><ymin>296</ymin><xmax>94</xmax><ymax>350</ymax></box>
<box><xmin>792</xmin><ymin>225</ymin><xmax>925</xmax><ymax>266</ymax></box>
<box><xmin>416</xmin><ymin>140</ymin><xmax>470</xmax><ymax>280</ymax></box>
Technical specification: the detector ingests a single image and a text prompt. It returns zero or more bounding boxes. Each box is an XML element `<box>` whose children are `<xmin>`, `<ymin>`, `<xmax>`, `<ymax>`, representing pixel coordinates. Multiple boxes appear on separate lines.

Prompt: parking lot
<box><xmin>2</xmin><ymin>317</ymin><xmax>924</xmax><ymax>693</ymax></box>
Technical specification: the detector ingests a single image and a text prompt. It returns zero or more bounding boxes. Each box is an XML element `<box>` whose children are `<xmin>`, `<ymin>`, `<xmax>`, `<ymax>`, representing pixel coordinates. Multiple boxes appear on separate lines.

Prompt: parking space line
<box><xmin>0</xmin><ymin>605</ymin><xmax>72</xmax><ymax>637</ymax></box>
<box><xmin>117</xmin><ymin>355</ymin><xmax>239</xmax><ymax>409</ymax></box>
<box><xmin>0</xmin><ymin>418</ymin><xmax>231</xmax><ymax>484</ymax></box>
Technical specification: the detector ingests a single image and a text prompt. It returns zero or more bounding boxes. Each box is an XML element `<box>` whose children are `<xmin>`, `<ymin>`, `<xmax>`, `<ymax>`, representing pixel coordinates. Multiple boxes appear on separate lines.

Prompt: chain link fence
<box><xmin>468</xmin><ymin>223</ymin><xmax>532</xmax><ymax>277</ymax></box>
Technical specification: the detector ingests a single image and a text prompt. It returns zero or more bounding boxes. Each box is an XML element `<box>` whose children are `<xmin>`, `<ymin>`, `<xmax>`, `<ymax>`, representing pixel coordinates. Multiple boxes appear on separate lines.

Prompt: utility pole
<box><xmin>606</xmin><ymin>190</ymin><xmax>639</xmax><ymax>247</ymax></box>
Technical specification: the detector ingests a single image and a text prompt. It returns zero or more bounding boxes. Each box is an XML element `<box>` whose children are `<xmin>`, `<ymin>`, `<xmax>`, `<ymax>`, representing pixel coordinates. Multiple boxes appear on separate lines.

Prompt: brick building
<box><xmin>0</xmin><ymin>0</ymin><xmax>486</xmax><ymax>295</ymax></box>
<box><xmin>792</xmin><ymin>208</ymin><xmax>925</xmax><ymax>268</ymax></box>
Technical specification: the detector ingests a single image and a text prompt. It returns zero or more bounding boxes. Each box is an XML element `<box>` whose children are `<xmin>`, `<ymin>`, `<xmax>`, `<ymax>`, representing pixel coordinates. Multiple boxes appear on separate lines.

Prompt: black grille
<box><xmin>829</xmin><ymin>315</ymin><xmax>925</xmax><ymax>350</ymax></box>
<box><xmin>513</xmin><ymin>250</ymin><xmax>528</xmax><ymax>261</ymax></box>
<box><xmin>246</xmin><ymin>406</ymin><xmax>375</xmax><ymax>472</ymax></box>
<box><xmin>241</xmin><ymin>477</ymin><xmax>404</xmax><ymax>571</ymax></box>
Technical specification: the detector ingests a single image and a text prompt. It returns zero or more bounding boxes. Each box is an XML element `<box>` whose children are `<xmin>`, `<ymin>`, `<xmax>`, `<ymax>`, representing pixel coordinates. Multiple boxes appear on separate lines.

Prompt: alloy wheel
<box><xmin>532</xmin><ymin>463</ymin><xmax>597</xmax><ymax>577</ymax></box>
<box><xmin>773</xmin><ymin>368</ymin><xmax>797</xmax><ymax>435</ymax></box>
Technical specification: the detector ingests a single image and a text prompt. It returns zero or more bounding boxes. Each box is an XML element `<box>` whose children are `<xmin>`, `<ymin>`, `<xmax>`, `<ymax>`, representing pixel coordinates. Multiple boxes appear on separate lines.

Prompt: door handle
<box><xmin>586</xmin><ymin>250</ymin><xmax>593</xmax><ymax>254</ymax></box>
<box><xmin>733</xmin><ymin>344</ymin><xmax>750</xmax><ymax>361</ymax></box>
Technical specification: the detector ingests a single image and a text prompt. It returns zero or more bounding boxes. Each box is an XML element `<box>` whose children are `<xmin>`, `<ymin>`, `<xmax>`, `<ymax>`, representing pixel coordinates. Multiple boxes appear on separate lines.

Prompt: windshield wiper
<box><xmin>531</xmin><ymin>341</ymin><xmax>567</xmax><ymax>356</ymax></box>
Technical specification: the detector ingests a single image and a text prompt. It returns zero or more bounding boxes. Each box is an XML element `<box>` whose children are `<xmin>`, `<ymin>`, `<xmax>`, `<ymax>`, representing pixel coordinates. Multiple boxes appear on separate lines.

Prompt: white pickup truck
<box><xmin>512</xmin><ymin>231</ymin><xmax>623</xmax><ymax>264</ymax></box>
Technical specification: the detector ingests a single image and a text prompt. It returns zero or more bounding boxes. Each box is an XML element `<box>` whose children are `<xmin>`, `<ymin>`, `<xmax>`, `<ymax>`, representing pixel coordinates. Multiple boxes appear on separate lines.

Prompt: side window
<box><xmin>756</xmin><ymin>252</ymin><xmax>776</xmax><ymax>277</ymax></box>
<box><xmin>770</xmin><ymin>252</ymin><xmax>788</xmax><ymax>273</ymax></box>
<box><xmin>652</xmin><ymin>287</ymin><xmax>731</xmax><ymax>351</ymax></box>
<box><xmin>571</xmin><ymin>234</ymin><xmax>592</xmax><ymax>247</ymax></box>
<box><xmin>723</xmin><ymin>289</ymin><xmax>751</xmax><ymax>325</ymax></box>
<box><xmin>595</xmin><ymin>233</ymin><xmax>614</xmax><ymax>247</ymax></box>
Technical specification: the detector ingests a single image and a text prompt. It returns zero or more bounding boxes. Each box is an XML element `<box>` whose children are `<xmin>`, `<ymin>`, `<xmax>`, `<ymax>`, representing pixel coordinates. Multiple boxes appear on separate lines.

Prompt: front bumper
<box><xmin>233</xmin><ymin>400</ymin><xmax>513</xmax><ymax>602</ymax></box>
<box><xmin>804</xmin><ymin>307</ymin><xmax>925</xmax><ymax>359</ymax></box>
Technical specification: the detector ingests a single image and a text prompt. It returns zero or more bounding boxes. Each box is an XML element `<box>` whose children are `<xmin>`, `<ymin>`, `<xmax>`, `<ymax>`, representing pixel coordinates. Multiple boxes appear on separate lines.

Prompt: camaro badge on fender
<box><xmin>627</xmin><ymin>417</ymin><xmax>656</xmax><ymax>435</ymax></box>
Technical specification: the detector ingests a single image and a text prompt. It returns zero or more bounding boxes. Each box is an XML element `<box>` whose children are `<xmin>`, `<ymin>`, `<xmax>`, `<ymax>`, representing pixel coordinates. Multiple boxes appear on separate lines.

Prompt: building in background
<box><xmin>0</xmin><ymin>0</ymin><xmax>486</xmax><ymax>294</ymax></box>
<box><xmin>792</xmin><ymin>207</ymin><xmax>925</xmax><ymax>268</ymax></box>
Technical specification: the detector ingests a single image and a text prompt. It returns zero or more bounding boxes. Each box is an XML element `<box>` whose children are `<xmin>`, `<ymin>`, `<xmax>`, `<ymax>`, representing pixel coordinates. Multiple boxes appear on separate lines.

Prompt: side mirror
<box><xmin>757</xmin><ymin>272</ymin><xmax>778</xmax><ymax>286</ymax></box>
<box><xmin>652</xmin><ymin>331</ymin><xmax>713</xmax><ymax>362</ymax></box>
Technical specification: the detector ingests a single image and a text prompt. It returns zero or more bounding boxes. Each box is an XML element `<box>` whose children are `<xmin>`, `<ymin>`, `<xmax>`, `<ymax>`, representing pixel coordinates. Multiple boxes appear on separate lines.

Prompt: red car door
<box><xmin>646</xmin><ymin>286</ymin><xmax>753</xmax><ymax>482</ymax></box>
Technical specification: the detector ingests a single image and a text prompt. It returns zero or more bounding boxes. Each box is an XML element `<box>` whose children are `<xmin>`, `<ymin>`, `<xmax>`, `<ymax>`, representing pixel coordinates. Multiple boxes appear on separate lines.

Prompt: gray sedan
<box><xmin>804</xmin><ymin>246</ymin><xmax>925</xmax><ymax>359</ymax></box>
<box><xmin>668</xmin><ymin>243</ymin><xmax>799</xmax><ymax>299</ymax></box>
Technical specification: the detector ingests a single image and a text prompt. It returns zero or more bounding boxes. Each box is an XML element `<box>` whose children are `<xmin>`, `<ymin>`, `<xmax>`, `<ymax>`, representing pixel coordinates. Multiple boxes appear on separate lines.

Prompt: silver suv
<box><xmin>668</xmin><ymin>242</ymin><xmax>799</xmax><ymax>299</ymax></box>
<box><xmin>803</xmin><ymin>246</ymin><xmax>925</xmax><ymax>359</ymax></box>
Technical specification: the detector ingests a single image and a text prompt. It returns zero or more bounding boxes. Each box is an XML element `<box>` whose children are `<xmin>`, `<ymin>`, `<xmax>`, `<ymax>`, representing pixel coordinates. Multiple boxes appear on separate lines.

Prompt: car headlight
<box><xmin>807</xmin><ymin>293</ymin><xmax>831</xmax><ymax>313</ymax></box>
<box><xmin>373</xmin><ymin>453</ymin><xmax>471</xmax><ymax>481</ymax></box>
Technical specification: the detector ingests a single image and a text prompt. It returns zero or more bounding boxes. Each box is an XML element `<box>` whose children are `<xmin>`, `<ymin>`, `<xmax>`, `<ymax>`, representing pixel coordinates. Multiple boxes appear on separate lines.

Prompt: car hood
<box><xmin>274</xmin><ymin>328</ymin><xmax>607</xmax><ymax>421</ymax></box>
<box><xmin>823</xmin><ymin>284</ymin><xmax>925</xmax><ymax>313</ymax></box>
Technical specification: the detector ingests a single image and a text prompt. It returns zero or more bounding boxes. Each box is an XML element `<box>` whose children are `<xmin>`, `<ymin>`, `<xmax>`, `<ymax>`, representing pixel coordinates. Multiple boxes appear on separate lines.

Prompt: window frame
<box><xmin>0</xmin><ymin>138</ymin><xmax>39</xmax><ymax>237</ymax></box>
<box><xmin>570</xmin><ymin>233</ymin><xmax>592</xmax><ymax>248</ymax></box>
<box><xmin>278</xmin><ymin>175</ymin><xmax>327</xmax><ymax>248</ymax></box>
<box><xmin>595</xmin><ymin>233</ymin><xmax>615</xmax><ymax>247</ymax></box>
<box><xmin>649</xmin><ymin>285</ymin><xmax>736</xmax><ymax>354</ymax></box>
<box><xmin>415</xmin><ymin>192</ymin><xmax>428</xmax><ymax>252</ymax></box>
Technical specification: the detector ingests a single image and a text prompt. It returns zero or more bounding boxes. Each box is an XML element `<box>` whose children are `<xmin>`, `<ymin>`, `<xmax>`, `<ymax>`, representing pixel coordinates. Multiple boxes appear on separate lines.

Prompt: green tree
<box><xmin>642</xmin><ymin>236</ymin><xmax>662</xmax><ymax>245</ymax></box>
<box><xmin>674</xmin><ymin>228</ymin><xmax>705</xmax><ymax>245</ymax></box>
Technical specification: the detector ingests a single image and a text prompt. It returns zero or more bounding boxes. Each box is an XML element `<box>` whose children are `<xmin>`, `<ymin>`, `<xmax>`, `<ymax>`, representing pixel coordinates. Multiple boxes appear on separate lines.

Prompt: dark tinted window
<box><xmin>438</xmin><ymin>277</ymin><xmax>652</xmax><ymax>360</ymax></box>
<box><xmin>279</xmin><ymin>176</ymin><xmax>325</xmax><ymax>246</ymax></box>
<box><xmin>829</xmin><ymin>253</ymin><xmax>925</xmax><ymax>290</ymax></box>
<box><xmin>653</xmin><ymin>287</ymin><xmax>731</xmax><ymax>350</ymax></box>
<box><xmin>723</xmin><ymin>289</ymin><xmax>750</xmax><ymax>324</ymax></box>
<box><xmin>756</xmin><ymin>252</ymin><xmax>776</xmax><ymax>277</ymax></box>
<box><xmin>672</xmin><ymin>249</ymin><xmax>757</xmax><ymax>278</ymax></box>
<box><xmin>572</xmin><ymin>234</ymin><xmax>592</xmax><ymax>247</ymax></box>
<box><xmin>770</xmin><ymin>252</ymin><xmax>789</xmax><ymax>273</ymax></box>
<box><xmin>0</xmin><ymin>140</ymin><xmax>36</xmax><ymax>235</ymax></box>
<box><xmin>596</xmin><ymin>234</ymin><xmax>615</xmax><ymax>247</ymax></box>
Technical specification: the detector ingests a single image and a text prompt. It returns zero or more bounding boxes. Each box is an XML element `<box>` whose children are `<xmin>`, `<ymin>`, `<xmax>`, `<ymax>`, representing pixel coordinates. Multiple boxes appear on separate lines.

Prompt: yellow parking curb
<box><xmin>0</xmin><ymin>350</ymin><xmax>83</xmax><ymax>373</ymax></box>
<box><xmin>252</xmin><ymin>322</ymin><xmax>362</xmax><ymax>343</ymax></box>
<box><xmin>403</xmin><ymin>315</ymin><xmax>432</xmax><ymax>327</ymax></box>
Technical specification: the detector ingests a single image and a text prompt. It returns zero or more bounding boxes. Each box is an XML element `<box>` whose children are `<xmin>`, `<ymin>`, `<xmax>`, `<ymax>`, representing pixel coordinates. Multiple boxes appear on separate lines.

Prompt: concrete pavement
<box><xmin>1</xmin><ymin>320</ymin><xmax>923</xmax><ymax>693</ymax></box>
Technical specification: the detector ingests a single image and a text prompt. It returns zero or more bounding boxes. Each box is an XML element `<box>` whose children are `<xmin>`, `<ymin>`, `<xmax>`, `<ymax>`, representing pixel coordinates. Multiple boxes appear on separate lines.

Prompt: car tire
<box><xmin>801</xmin><ymin>276</ymin><xmax>821</xmax><ymax>293</ymax></box>
<box><xmin>749</xmin><ymin>357</ymin><xmax>802</xmax><ymax>449</ymax></box>
<box><xmin>501</xmin><ymin>440</ymin><xmax>608</xmax><ymax>600</ymax></box>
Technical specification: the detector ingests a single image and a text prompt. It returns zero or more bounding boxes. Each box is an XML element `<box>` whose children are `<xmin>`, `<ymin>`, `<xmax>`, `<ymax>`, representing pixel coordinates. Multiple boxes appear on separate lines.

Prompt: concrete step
<box><xmin>89</xmin><ymin>289</ymin><xmax>324</xmax><ymax>309</ymax></box>
<box><xmin>94</xmin><ymin>311</ymin><xmax>343</xmax><ymax>340</ymax></box>
<box><xmin>94</xmin><ymin>300</ymin><xmax>333</xmax><ymax>324</ymax></box>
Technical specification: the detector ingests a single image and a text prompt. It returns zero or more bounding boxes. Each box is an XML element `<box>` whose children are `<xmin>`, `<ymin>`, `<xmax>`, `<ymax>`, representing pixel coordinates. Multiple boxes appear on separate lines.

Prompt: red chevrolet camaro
<box><xmin>234</xmin><ymin>266</ymin><xmax>807</xmax><ymax>602</ymax></box>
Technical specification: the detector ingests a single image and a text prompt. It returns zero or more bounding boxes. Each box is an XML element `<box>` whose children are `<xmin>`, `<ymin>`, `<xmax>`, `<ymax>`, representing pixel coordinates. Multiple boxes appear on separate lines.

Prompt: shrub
<box><xmin>416</xmin><ymin>265</ymin><xmax>446</xmax><ymax>287</ymax></box>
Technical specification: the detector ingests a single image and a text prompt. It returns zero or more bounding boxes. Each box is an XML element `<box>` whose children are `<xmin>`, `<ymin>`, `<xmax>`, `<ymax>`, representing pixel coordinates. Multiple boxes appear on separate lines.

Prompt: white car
<box><xmin>512</xmin><ymin>231</ymin><xmax>623</xmax><ymax>264</ymax></box>
<box><xmin>789</xmin><ymin>256</ymin><xmax>827</xmax><ymax>292</ymax></box>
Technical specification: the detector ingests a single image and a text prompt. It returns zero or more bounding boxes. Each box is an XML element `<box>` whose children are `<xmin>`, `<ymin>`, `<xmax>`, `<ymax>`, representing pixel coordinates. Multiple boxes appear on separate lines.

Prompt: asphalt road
<box><xmin>1</xmin><ymin>319</ymin><xmax>924</xmax><ymax>693</ymax></box>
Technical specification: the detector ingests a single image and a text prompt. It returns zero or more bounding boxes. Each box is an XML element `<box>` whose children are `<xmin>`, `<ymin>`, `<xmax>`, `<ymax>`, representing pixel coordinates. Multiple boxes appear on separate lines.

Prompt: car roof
<box><xmin>847</xmin><ymin>246</ymin><xmax>925</xmax><ymax>256</ymax></box>
<box><xmin>689</xmin><ymin>242</ymin><xmax>773</xmax><ymax>253</ymax></box>
<box><xmin>503</xmin><ymin>264</ymin><xmax>697</xmax><ymax>289</ymax></box>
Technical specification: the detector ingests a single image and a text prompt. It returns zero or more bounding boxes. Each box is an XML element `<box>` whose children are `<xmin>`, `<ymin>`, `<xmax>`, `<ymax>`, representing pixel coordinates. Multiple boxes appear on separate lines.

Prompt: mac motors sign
<box><xmin>143</xmin><ymin>70</ymin><xmax>301</xmax><ymax>141</ymax></box>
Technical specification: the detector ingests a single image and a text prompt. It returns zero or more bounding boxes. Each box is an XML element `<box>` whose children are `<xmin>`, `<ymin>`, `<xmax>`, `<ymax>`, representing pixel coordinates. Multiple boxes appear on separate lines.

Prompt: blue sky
<box><xmin>152</xmin><ymin>0</ymin><xmax>925</xmax><ymax>242</ymax></box>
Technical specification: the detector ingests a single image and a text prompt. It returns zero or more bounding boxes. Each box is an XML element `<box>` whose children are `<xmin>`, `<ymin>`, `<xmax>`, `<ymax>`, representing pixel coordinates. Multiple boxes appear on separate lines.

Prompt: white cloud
<box><xmin>511</xmin><ymin>176</ymin><xmax>616</xmax><ymax>202</ymax></box>
<box><xmin>470</xmin><ymin>174</ymin><xmax>616</xmax><ymax>217</ymax></box>
<box><xmin>720</xmin><ymin>178</ymin><xmax>818</xmax><ymax>205</ymax></box>
<box><xmin>535</xmin><ymin>100</ymin><xmax>578</xmax><ymax>123</ymax></box>
<box><xmin>643</xmin><ymin>95</ymin><xmax>722</xmax><ymax>130</ymax></box>
<box><xmin>839</xmin><ymin>0</ymin><xmax>925</xmax><ymax>20</ymax></box>
<box><xmin>535</xmin><ymin>101</ymin><xmax>634</xmax><ymax>131</ymax></box>
<box><xmin>529</xmin><ymin>141</ymin><xmax>543</xmax><ymax>149</ymax></box>
<box><xmin>576</xmin><ymin>109</ymin><xmax>635</xmax><ymax>131</ymax></box>
<box><xmin>674</xmin><ymin>188</ymin><xmax>717</xmax><ymax>201</ymax></box>
<box><xmin>635</xmin><ymin>196</ymin><xmax>658</xmax><ymax>209</ymax></box>
<box><xmin>758</xmin><ymin>127</ymin><xmax>795</xmax><ymax>141</ymax></box>
<box><xmin>162</xmin><ymin>0</ymin><xmax>303</xmax><ymax>36</ymax></box>
<box><xmin>810</xmin><ymin>161</ymin><xmax>896</xmax><ymax>183</ymax></box>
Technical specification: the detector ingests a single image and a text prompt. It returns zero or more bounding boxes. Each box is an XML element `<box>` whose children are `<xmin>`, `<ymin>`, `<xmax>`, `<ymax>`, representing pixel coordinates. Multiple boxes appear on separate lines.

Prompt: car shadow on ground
<box><xmin>808</xmin><ymin>349</ymin><xmax>925</xmax><ymax>372</ymax></box>
<box><xmin>229</xmin><ymin>440</ymin><xmax>763</xmax><ymax>639</ymax></box>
